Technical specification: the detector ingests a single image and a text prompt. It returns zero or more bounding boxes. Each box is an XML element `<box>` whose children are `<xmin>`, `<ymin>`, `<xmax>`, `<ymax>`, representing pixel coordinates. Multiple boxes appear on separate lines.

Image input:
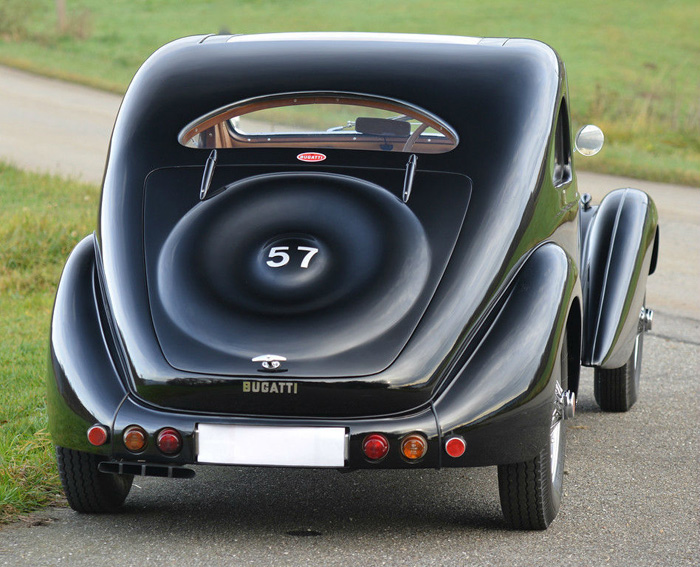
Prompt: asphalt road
<box><xmin>0</xmin><ymin>65</ymin><xmax>698</xmax><ymax>566</ymax></box>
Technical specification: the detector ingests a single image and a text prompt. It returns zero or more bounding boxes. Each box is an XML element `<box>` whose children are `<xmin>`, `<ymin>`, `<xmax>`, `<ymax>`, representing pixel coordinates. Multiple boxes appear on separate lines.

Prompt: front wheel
<box><xmin>497</xmin><ymin>332</ymin><xmax>570</xmax><ymax>530</ymax></box>
<box><xmin>56</xmin><ymin>446</ymin><xmax>133</xmax><ymax>513</ymax></box>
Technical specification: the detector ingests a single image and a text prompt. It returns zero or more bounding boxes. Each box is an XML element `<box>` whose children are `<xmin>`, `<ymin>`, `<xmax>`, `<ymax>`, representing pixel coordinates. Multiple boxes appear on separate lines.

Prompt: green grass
<box><xmin>0</xmin><ymin>0</ymin><xmax>698</xmax><ymax>185</ymax></box>
<box><xmin>0</xmin><ymin>162</ymin><xmax>99</xmax><ymax>522</ymax></box>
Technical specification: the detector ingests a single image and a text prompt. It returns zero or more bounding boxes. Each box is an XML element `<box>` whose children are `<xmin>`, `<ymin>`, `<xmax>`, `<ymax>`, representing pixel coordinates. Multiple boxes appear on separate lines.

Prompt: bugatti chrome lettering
<box><xmin>242</xmin><ymin>380</ymin><xmax>298</xmax><ymax>394</ymax></box>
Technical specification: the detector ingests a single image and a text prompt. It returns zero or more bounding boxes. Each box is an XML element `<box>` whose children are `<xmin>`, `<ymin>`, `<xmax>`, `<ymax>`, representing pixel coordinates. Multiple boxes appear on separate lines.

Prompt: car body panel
<box><xmin>581</xmin><ymin>188</ymin><xmax>659</xmax><ymax>368</ymax></box>
<box><xmin>47</xmin><ymin>236</ymin><xmax>127</xmax><ymax>454</ymax></box>
<box><xmin>143</xmin><ymin>167</ymin><xmax>470</xmax><ymax>379</ymax></box>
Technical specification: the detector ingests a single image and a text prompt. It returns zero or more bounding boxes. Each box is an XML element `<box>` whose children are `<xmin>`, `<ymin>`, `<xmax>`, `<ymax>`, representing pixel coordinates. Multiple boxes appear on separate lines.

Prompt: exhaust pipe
<box><xmin>98</xmin><ymin>461</ymin><xmax>195</xmax><ymax>479</ymax></box>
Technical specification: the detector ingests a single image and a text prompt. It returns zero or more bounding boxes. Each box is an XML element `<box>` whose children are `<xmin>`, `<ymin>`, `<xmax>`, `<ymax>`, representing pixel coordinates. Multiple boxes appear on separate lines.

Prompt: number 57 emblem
<box><xmin>266</xmin><ymin>246</ymin><xmax>319</xmax><ymax>269</ymax></box>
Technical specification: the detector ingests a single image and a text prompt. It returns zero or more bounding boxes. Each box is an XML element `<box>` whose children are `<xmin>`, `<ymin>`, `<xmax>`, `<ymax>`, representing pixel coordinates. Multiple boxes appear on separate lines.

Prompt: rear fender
<box><xmin>433</xmin><ymin>243</ymin><xmax>579</xmax><ymax>465</ymax></box>
<box><xmin>47</xmin><ymin>235</ymin><xmax>128</xmax><ymax>453</ymax></box>
<box><xmin>580</xmin><ymin>188</ymin><xmax>658</xmax><ymax>368</ymax></box>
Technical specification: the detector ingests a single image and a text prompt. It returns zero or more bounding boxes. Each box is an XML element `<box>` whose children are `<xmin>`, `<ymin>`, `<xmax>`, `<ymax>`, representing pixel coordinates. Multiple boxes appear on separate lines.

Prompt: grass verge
<box><xmin>0</xmin><ymin>162</ymin><xmax>99</xmax><ymax>523</ymax></box>
<box><xmin>0</xmin><ymin>0</ymin><xmax>698</xmax><ymax>186</ymax></box>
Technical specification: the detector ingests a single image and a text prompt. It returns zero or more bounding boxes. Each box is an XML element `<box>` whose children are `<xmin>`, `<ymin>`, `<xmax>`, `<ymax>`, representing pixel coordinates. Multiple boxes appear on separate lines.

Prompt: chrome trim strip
<box><xmin>226</xmin><ymin>32</ymin><xmax>482</xmax><ymax>45</ymax></box>
<box><xmin>199</xmin><ymin>149</ymin><xmax>217</xmax><ymax>200</ymax></box>
<box><xmin>402</xmin><ymin>154</ymin><xmax>418</xmax><ymax>203</ymax></box>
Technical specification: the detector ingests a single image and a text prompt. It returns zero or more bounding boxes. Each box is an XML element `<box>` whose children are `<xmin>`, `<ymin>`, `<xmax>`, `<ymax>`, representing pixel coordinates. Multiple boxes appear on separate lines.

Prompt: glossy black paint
<box><xmin>434</xmin><ymin>243</ymin><xmax>578</xmax><ymax>466</ymax></box>
<box><xmin>145</xmin><ymin>168</ymin><xmax>470</xmax><ymax>379</ymax></box>
<box><xmin>47</xmin><ymin>33</ymin><xmax>657</xmax><ymax>472</ymax></box>
<box><xmin>580</xmin><ymin>188</ymin><xmax>659</xmax><ymax>367</ymax></box>
<box><xmin>47</xmin><ymin>236</ymin><xmax>127</xmax><ymax>454</ymax></box>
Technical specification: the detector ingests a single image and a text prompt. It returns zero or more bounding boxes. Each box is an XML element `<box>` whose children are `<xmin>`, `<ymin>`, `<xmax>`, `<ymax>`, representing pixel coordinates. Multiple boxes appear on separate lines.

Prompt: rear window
<box><xmin>178</xmin><ymin>92</ymin><xmax>458</xmax><ymax>154</ymax></box>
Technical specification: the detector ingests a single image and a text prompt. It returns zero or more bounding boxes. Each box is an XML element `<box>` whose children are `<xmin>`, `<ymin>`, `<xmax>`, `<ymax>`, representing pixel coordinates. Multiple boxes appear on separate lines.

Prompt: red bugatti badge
<box><xmin>297</xmin><ymin>152</ymin><xmax>327</xmax><ymax>163</ymax></box>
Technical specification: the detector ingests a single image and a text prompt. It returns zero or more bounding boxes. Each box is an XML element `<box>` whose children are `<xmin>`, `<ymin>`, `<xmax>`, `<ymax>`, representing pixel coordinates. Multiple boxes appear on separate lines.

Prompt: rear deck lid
<box><xmin>144</xmin><ymin>165</ymin><xmax>470</xmax><ymax>377</ymax></box>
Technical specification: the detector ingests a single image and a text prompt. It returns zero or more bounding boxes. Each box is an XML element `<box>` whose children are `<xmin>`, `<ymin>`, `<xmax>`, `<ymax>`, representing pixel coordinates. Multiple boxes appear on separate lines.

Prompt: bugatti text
<box><xmin>242</xmin><ymin>380</ymin><xmax>298</xmax><ymax>394</ymax></box>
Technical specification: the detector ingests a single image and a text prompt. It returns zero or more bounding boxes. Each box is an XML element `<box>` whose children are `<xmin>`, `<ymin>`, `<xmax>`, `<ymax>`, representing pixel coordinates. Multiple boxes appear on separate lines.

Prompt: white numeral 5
<box><xmin>266</xmin><ymin>246</ymin><xmax>290</xmax><ymax>267</ymax></box>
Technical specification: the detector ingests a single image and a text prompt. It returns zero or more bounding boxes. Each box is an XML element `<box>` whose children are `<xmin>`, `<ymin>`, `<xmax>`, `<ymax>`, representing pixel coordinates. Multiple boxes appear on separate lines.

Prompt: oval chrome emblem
<box><xmin>297</xmin><ymin>152</ymin><xmax>326</xmax><ymax>163</ymax></box>
<box><xmin>252</xmin><ymin>354</ymin><xmax>287</xmax><ymax>371</ymax></box>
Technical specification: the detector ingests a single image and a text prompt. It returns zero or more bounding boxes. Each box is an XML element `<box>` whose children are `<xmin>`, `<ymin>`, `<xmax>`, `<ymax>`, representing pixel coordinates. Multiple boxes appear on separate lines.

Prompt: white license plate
<box><xmin>196</xmin><ymin>424</ymin><xmax>347</xmax><ymax>467</ymax></box>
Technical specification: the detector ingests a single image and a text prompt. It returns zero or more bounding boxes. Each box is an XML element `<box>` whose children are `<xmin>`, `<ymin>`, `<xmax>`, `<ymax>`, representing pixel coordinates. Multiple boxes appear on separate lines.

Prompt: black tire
<box><xmin>56</xmin><ymin>446</ymin><xmax>133</xmax><ymax>513</ymax></box>
<box><xmin>594</xmin><ymin>330</ymin><xmax>643</xmax><ymax>412</ymax></box>
<box><xmin>497</xmin><ymin>332</ymin><xmax>569</xmax><ymax>530</ymax></box>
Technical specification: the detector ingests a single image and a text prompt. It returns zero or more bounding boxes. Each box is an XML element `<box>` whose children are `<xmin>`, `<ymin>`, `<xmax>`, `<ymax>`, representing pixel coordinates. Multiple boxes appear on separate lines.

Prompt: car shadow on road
<box><xmin>111</xmin><ymin>465</ymin><xmax>507</xmax><ymax>536</ymax></box>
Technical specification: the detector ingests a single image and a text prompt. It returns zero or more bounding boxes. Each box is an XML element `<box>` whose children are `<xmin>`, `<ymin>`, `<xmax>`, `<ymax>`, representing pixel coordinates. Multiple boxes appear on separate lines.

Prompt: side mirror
<box><xmin>575</xmin><ymin>125</ymin><xmax>604</xmax><ymax>156</ymax></box>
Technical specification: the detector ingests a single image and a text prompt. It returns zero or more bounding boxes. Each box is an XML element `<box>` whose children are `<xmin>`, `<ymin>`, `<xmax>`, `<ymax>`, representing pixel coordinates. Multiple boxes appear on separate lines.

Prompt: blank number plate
<box><xmin>196</xmin><ymin>424</ymin><xmax>347</xmax><ymax>467</ymax></box>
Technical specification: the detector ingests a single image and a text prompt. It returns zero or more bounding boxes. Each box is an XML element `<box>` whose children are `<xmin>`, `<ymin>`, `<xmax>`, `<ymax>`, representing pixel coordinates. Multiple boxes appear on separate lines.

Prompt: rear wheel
<box><xmin>497</xmin><ymin>332</ymin><xmax>569</xmax><ymax>530</ymax></box>
<box><xmin>594</xmin><ymin>332</ymin><xmax>642</xmax><ymax>412</ymax></box>
<box><xmin>56</xmin><ymin>446</ymin><xmax>133</xmax><ymax>513</ymax></box>
<box><xmin>594</xmin><ymin>300</ymin><xmax>649</xmax><ymax>412</ymax></box>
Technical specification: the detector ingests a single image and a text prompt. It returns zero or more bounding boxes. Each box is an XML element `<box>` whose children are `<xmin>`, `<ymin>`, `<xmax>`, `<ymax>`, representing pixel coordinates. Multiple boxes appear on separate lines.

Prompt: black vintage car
<box><xmin>48</xmin><ymin>33</ymin><xmax>659</xmax><ymax>530</ymax></box>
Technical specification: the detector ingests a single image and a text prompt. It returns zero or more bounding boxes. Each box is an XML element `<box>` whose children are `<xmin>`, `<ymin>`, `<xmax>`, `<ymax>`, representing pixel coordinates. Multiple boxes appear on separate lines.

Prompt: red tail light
<box><xmin>157</xmin><ymin>428</ymin><xmax>182</xmax><ymax>455</ymax></box>
<box><xmin>445</xmin><ymin>436</ymin><xmax>466</xmax><ymax>458</ymax></box>
<box><xmin>363</xmin><ymin>433</ymin><xmax>389</xmax><ymax>461</ymax></box>
<box><xmin>87</xmin><ymin>425</ymin><xmax>109</xmax><ymax>446</ymax></box>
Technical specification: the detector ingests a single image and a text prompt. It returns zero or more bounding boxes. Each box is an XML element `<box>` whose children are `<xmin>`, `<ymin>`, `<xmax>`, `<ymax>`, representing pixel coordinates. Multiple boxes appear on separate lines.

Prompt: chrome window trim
<box><xmin>177</xmin><ymin>90</ymin><xmax>459</xmax><ymax>150</ymax></box>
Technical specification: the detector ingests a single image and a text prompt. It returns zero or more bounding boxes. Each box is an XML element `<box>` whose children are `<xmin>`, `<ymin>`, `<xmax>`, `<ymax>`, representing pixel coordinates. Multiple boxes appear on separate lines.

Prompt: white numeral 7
<box><xmin>297</xmin><ymin>246</ymin><xmax>319</xmax><ymax>268</ymax></box>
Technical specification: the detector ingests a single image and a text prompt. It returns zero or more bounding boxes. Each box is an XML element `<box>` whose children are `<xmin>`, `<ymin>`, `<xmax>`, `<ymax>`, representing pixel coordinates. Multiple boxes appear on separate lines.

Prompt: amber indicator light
<box><xmin>401</xmin><ymin>433</ymin><xmax>427</xmax><ymax>460</ymax></box>
<box><xmin>123</xmin><ymin>426</ymin><xmax>147</xmax><ymax>452</ymax></box>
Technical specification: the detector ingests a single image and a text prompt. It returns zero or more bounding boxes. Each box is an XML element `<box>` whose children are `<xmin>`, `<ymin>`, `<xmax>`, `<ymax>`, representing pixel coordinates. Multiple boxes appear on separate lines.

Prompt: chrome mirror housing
<box><xmin>575</xmin><ymin>124</ymin><xmax>605</xmax><ymax>156</ymax></box>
